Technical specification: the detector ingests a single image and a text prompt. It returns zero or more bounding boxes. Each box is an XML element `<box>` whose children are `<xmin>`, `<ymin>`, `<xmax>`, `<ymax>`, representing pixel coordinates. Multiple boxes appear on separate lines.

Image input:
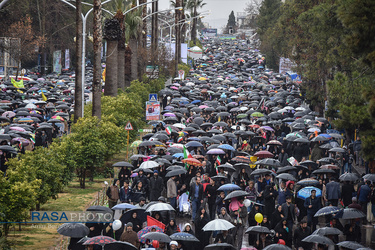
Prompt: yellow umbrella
<box><xmin>131</xmin><ymin>140</ymin><xmax>142</xmax><ymax>148</ymax></box>
<box><xmin>199</xmin><ymin>77</ymin><xmax>207</xmax><ymax>80</ymax></box>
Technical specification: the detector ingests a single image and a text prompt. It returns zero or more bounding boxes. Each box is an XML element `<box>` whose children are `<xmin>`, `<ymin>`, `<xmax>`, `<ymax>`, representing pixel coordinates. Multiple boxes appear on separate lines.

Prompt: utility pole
<box><xmin>151</xmin><ymin>0</ymin><xmax>158</xmax><ymax>61</ymax></box>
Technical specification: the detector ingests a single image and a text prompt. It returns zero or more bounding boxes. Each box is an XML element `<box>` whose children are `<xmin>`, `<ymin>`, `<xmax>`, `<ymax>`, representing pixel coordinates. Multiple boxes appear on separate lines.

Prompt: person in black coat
<box><xmin>278</xmin><ymin>148</ymin><xmax>289</xmax><ymax>167</ymax></box>
<box><xmin>128</xmin><ymin>211</ymin><xmax>142</xmax><ymax>233</ymax></box>
<box><xmin>293</xmin><ymin>219</ymin><xmax>311</xmax><ymax>250</ymax></box>
<box><xmin>205</xmin><ymin>178</ymin><xmax>218</xmax><ymax>220</ymax></box>
<box><xmin>214</xmin><ymin>230</ymin><xmax>234</xmax><ymax>245</ymax></box>
<box><xmin>341</xmin><ymin>181</ymin><xmax>355</xmax><ymax>207</ymax></box>
<box><xmin>189</xmin><ymin>177</ymin><xmax>204</xmax><ymax>220</ymax></box>
<box><xmin>304</xmin><ymin>189</ymin><xmax>321</xmax><ymax>232</ymax></box>
<box><xmin>149</xmin><ymin>170</ymin><xmax>164</xmax><ymax>201</ymax></box>
<box><xmin>263</xmin><ymin>185</ymin><xmax>277</xmax><ymax>220</ymax></box>
<box><xmin>271</xmin><ymin>205</ymin><xmax>284</xmax><ymax>229</ymax></box>
<box><xmin>118</xmin><ymin>167</ymin><xmax>131</xmax><ymax>187</ymax></box>
<box><xmin>195</xmin><ymin>206</ymin><xmax>211</xmax><ymax>249</ymax></box>
<box><xmin>274</xmin><ymin>219</ymin><xmax>292</xmax><ymax>247</ymax></box>
<box><xmin>344</xmin><ymin>219</ymin><xmax>361</xmax><ymax>242</ymax></box>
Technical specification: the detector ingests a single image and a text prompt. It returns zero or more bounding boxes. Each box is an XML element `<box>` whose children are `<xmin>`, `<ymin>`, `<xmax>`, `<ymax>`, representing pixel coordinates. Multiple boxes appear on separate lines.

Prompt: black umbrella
<box><xmin>104</xmin><ymin>241</ymin><xmax>137</xmax><ymax>250</ymax></box>
<box><xmin>165</xmin><ymin>168</ymin><xmax>187</xmax><ymax>177</ymax></box>
<box><xmin>0</xmin><ymin>145</ymin><xmax>18</xmax><ymax>152</ymax></box>
<box><xmin>276</xmin><ymin>166</ymin><xmax>297</xmax><ymax>174</ymax></box>
<box><xmin>139</xmin><ymin>141</ymin><xmax>155</xmax><ymax>147</ymax></box>
<box><xmin>250</xmin><ymin>169</ymin><xmax>272</xmax><ymax>176</ymax></box>
<box><xmin>297</xmin><ymin>178</ymin><xmax>319</xmax><ymax>186</ymax></box>
<box><xmin>299</xmin><ymin>160</ymin><xmax>318</xmax><ymax>168</ymax></box>
<box><xmin>86</xmin><ymin>205</ymin><xmax>113</xmax><ymax>214</ymax></box>
<box><xmin>119</xmin><ymin>208</ymin><xmax>147</xmax><ymax>224</ymax></box>
<box><xmin>312</xmin><ymin>227</ymin><xmax>342</xmax><ymax>236</ymax></box>
<box><xmin>112</xmin><ymin>161</ymin><xmax>133</xmax><ymax>168</ymax></box>
<box><xmin>276</xmin><ymin>173</ymin><xmax>297</xmax><ymax>181</ymax></box>
<box><xmin>141</xmin><ymin>232</ymin><xmax>171</xmax><ymax>243</ymax></box>
<box><xmin>204</xmin><ymin>243</ymin><xmax>236</xmax><ymax>250</ymax></box>
<box><xmin>302</xmin><ymin>235</ymin><xmax>334</xmax><ymax>245</ymax></box>
<box><xmin>312</xmin><ymin>169</ymin><xmax>335</xmax><ymax>175</ymax></box>
<box><xmin>224</xmin><ymin>190</ymin><xmax>249</xmax><ymax>201</ymax></box>
<box><xmin>255</xmin><ymin>158</ymin><xmax>281</xmax><ymax>168</ymax></box>
<box><xmin>170</xmin><ymin>232</ymin><xmax>199</xmax><ymax>242</ymax></box>
<box><xmin>57</xmin><ymin>223</ymin><xmax>89</xmax><ymax>237</ymax></box>
<box><xmin>339</xmin><ymin>173</ymin><xmax>359</xmax><ymax>182</ymax></box>
<box><xmin>245</xmin><ymin>225</ymin><xmax>271</xmax><ymax>234</ymax></box>
<box><xmin>217</xmin><ymin>163</ymin><xmax>236</xmax><ymax>171</ymax></box>
<box><xmin>340</xmin><ymin>208</ymin><xmax>366</xmax><ymax>219</ymax></box>
<box><xmin>314</xmin><ymin>206</ymin><xmax>342</xmax><ymax>217</ymax></box>
<box><xmin>336</xmin><ymin>241</ymin><xmax>364</xmax><ymax>250</ymax></box>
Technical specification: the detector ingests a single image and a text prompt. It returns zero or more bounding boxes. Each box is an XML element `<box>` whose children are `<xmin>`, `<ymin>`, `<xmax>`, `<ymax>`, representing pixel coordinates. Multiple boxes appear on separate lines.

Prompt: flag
<box><xmin>165</xmin><ymin>126</ymin><xmax>172</xmax><ymax>135</ymax></box>
<box><xmin>41</xmin><ymin>91</ymin><xmax>47</xmax><ymax>101</ymax></box>
<box><xmin>216</xmin><ymin>156</ymin><xmax>221</xmax><ymax>165</ymax></box>
<box><xmin>147</xmin><ymin>215</ymin><xmax>165</xmax><ymax>230</ymax></box>
<box><xmin>11</xmin><ymin>78</ymin><xmax>24</xmax><ymax>88</ymax></box>
<box><xmin>177</xmin><ymin>137</ymin><xmax>183</xmax><ymax>143</ymax></box>
<box><xmin>183</xmin><ymin>145</ymin><xmax>192</xmax><ymax>159</ymax></box>
<box><xmin>102</xmin><ymin>67</ymin><xmax>106</xmax><ymax>82</ymax></box>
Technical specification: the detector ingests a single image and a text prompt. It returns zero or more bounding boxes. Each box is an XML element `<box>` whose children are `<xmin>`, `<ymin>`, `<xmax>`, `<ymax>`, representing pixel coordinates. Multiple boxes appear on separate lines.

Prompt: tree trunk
<box><xmin>175</xmin><ymin>0</ymin><xmax>182</xmax><ymax>76</ymax></box>
<box><xmin>191</xmin><ymin>5</ymin><xmax>197</xmax><ymax>44</ymax></box>
<box><xmin>103</xmin><ymin>40</ymin><xmax>118</xmax><ymax>96</ymax></box>
<box><xmin>139</xmin><ymin>0</ymin><xmax>147</xmax><ymax>48</ymax></box>
<box><xmin>92</xmin><ymin>0</ymin><xmax>102</xmax><ymax>119</ymax></box>
<box><xmin>129</xmin><ymin>38</ymin><xmax>138</xmax><ymax>81</ymax></box>
<box><xmin>74</xmin><ymin>0</ymin><xmax>83</xmax><ymax>122</ymax></box>
<box><xmin>124</xmin><ymin>45</ymin><xmax>132</xmax><ymax>87</ymax></box>
<box><xmin>117</xmin><ymin>47</ymin><xmax>125</xmax><ymax>90</ymax></box>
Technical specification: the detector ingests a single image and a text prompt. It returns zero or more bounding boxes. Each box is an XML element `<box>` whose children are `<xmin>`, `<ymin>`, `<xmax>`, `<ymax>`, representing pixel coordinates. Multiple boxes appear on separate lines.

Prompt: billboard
<box><xmin>279</xmin><ymin>57</ymin><xmax>297</xmax><ymax>74</ymax></box>
<box><xmin>53</xmin><ymin>50</ymin><xmax>62</xmax><ymax>74</ymax></box>
<box><xmin>146</xmin><ymin>101</ymin><xmax>160</xmax><ymax>120</ymax></box>
<box><xmin>202</xmin><ymin>28</ymin><xmax>217</xmax><ymax>37</ymax></box>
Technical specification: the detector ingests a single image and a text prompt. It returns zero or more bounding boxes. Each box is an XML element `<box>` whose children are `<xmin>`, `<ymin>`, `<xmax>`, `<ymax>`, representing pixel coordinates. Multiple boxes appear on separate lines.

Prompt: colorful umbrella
<box><xmin>137</xmin><ymin>226</ymin><xmax>164</xmax><ymax>243</ymax></box>
<box><xmin>206</xmin><ymin>149</ymin><xmax>226</xmax><ymax>155</ymax></box>
<box><xmin>51</xmin><ymin>115</ymin><xmax>64</xmax><ymax>121</ymax></box>
<box><xmin>232</xmin><ymin>156</ymin><xmax>251</xmax><ymax>163</ymax></box>
<box><xmin>254</xmin><ymin>150</ymin><xmax>274</xmax><ymax>159</ymax></box>
<box><xmin>131</xmin><ymin>140</ymin><xmax>142</xmax><ymax>148</ymax></box>
<box><xmin>181</xmin><ymin>158</ymin><xmax>202</xmax><ymax>166</ymax></box>
<box><xmin>83</xmin><ymin>236</ymin><xmax>115</xmax><ymax>246</ymax></box>
<box><xmin>297</xmin><ymin>186</ymin><xmax>322</xmax><ymax>200</ymax></box>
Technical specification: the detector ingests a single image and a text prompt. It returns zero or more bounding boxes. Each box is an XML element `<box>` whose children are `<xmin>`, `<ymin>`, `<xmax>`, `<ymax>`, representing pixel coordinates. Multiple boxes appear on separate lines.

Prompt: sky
<box><xmin>158</xmin><ymin>0</ymin><xmax>250</xmax><ymax>32</ymax></box>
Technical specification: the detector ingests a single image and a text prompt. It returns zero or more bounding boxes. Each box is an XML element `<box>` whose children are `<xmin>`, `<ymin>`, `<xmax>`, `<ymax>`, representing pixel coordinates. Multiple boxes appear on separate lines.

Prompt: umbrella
<box><xmin>363</xmin><ymin>174</ymin><xmax>375</xmax><ymax>182</ymax></box>
<box><xmin>145</xmin><ymin>203</ymin><xmax>175</xmax><ymax>212</ymax></box>
<box><xmin>83</xmin><ymin>236</ymin><xmax>116</xmax><ymax>246</ymax></box>
<box><xmin>131</xmin><ymin>140</ymin><xmax>142</xmax><ymax>147</ymax></box>
<box><xmin>140</xmin><ymin>160</ymin><xmax>159</xmax><ymax>169</ymax></box>
<box><xmin>250</xmin><ymin>169</ymin><xmax>272</xmax><ymax>176</ymax></box>
<box><xmin>206</xmin><ymin>148</ymin><xmax>226</xmax><ymax>155</ymax></box>
<box><xmin>276</xmin><ymin>173</ymin><xmax>297</xmax><ymax>181</ymax></box>
<box><xmin>320</xmin><ymin>164</ymin><xmax>340</xmax><ymax>170</ymax></box>
<box><xmin>186</xmin><ymin>141</ymin><xmax>204</xmax><ymax>148</ymax></box>
<box><xmin>297</xmin><ymin>178</ymin><xmax>319</xmax><ymax>186</ymax></box>
<box><xmin>302</xmin><ymin>235</ymin><xmax>334</xmax><ymax>245</ymax></box>
<box><xmin>86</xmin><ymin>205</ymin><xmax>113</xmax><ymax>214</ymax></box>
<box><xmin>104</xmin><ymin>241</ymin><xmax>137</xmax><ymax>250</ymax></box>
<box><xmin>170</xmin><ymin>232</ymin><xmax>199</xmax><ymax>242</ymax></box>
<box><xmin>141</xmin><ymin>232</ymin><xmax>171</xmax><ymax>243</ymax></box>
<box><xmin>224</xmin><ymin>190</ymin><xmax>250</xmax><ymax>200</ymax></box>
<box><xmin>137</xmin><ymin>226</ymin><xmax>164</xmax><ymax>243</ymax></box>
<box><xmin>254</xmin><ymin>150</ymin><xmax>274</xmax><ymax>159</ymax></box>
<box><xmin>165</xmin><ymin>168</ymin><xmax>187</xmax><ymax>177</ymax></box>
<box><xmin>263</xmin><ymin>244</ymin><xmax>292</xmax><ymax>250</ymax></box>
<box><xmin>336</xmin><ymin>241</ymin><xmax>364</xmax><ymax>250</ymax></box>
<box><xmin>112</xmin><ymin>203</ymin><xmax>136</xmax><ymax>210</ymax></box>
<box><xmin>314</xmin><ymin>206</ymin><xmax>342</xmax><ymax>217</ymax></box>
<box><xmin>312</xmin><ymin>227</ymin><xmax>342</xmax><ymax>236</ymax></box>
<box><xmin>217</xmin><ymin>183</ymin><xmax>241</xmax><ymax>191</ymax></box>
<box><xmin>112</xmin><ymin>161</ymin><xmax>133</xmax><ymax>168</ymax></box>
<box><xmin>245</xmin><ymin>225</ymin><xmax>271</xmax><ymax>234</ymax></box>
<box><xmin>218</xmin><ymin>144</ymin><xmax>235</xmax><ymax>151</ymax></box>
<box><xmin>120</xmin><ymin>208</ymin><xmax>147</xmax><ymax>224</ymax></box>
<box><xmin>202</xmin><ymin>219</ymin><xmax>235</xmax><ymax>231</ymax></box>
<box><xmin>340</xmin><ymin>208</ymin><xmax>366</xmax><ymax>219</ymax></box>
<box><xmin>256</xmin><ymin>158</ymin><xmax>281</xmax><ymax>167</ymax></box>
<box><xmin>329</xmin><ymin>147</ymin><xmax>345</xmax><ymax>153</ymax></box>
<box><xmin>276</xmin><ymin>166</ymin><xmax>297</xmax><ymax>174</ymax></box>
<box><xmin>297</xmin><ymin>186</ymin><xmax>322</xmax><ymax>200</ymax></box>
<box><xmin>217</xmin><ymin>163</ymin><xmax>236</xmax><ymax>171</ymax></box>
<box><xmin>129</xmin><ymin>154</ymin><xmax>147</xmax><ymax>160</ymax></box>
<box><xmin>312</xmin><ymin>169</ymin><xmax>335</xmax><ymax>175</ymax></box>
<box><xmin>57</xmin><ymin>223</ymin><xmax>89</xmax><ymax>237</ymax></box>
<box><xmin>182</xmin><ymin>158</ymin><xmax>202</xmax><ymax>166</ymax></box>
<box><xmin>204</xmin><ymin>243</ymin><xmax>236</xmax><ymax>250</ymax></box>
<box><xmin>232</xmin><ymin>156</ymin><xmax>251</xmax><ymax>163</ymax></box>
<box><xmin>339</xmin><ymin>173</ymin><xmax>359</xmax><ymax>182</ymax></box>
<box><xmin>266</xmin><ymin>140</ymin><xmax>282</xmax><ymax>146</ymax></box>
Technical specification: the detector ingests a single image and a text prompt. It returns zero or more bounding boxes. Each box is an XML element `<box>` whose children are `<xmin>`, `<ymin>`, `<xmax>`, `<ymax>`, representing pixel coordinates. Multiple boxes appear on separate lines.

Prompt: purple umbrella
<box><xmin>164</xmin><ymin>106</ymin><xmax>174</xmax><ymax>111</ymax></box>
<box><xmin>163</xmin><ymin>113</ymin><xmax>176</xmax><ymax>117</ymax></box>
<box><xmin>260</xmin><ymin>126</ymin><xmax>274</xmax><ymax>132</ymax></box>
<box><xmin>206</xmin><ymin>149</ymin><xmax>226</xmax><ymax>155</ymax></box>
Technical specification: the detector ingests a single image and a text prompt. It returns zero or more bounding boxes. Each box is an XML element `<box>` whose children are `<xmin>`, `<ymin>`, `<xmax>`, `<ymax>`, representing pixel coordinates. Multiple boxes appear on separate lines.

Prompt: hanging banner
<box><xmin>65</xmin><ymin>49</ymin><xmax>70</xmax><ymax>69</ymax></box>
<box><xmin>53</xmin><ymin>50</ymin><xmax>62</xmax><ymax>74</ymax></box>
<box><xmin>146</xmin><ymin>101</ymin><xmax>160</xmax><ymax>120</ymax></box>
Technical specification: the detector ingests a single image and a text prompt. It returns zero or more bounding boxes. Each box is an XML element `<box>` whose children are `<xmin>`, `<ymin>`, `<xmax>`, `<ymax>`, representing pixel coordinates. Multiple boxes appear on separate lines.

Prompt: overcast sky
<box><xmin>158</xmin><ymin>0</ymin><xmax>250</xmax><ymax>32</ymax></box>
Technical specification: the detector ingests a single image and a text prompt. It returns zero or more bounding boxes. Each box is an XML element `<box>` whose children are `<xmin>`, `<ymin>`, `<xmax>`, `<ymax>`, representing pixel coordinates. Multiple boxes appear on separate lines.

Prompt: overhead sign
<box><xmin>149</xmin><ymin>94</ymin><xmax>157</xmax><ymax>102</ymax></box>
<box><xmin>146</xmin><ymin>101</ymin><xmax>160</xmax><ymax>120</ymax></box>
<box><xmin>125</xmin><ymin>121</ymin><xmax>133</xmax><ymax>130</ymax></box>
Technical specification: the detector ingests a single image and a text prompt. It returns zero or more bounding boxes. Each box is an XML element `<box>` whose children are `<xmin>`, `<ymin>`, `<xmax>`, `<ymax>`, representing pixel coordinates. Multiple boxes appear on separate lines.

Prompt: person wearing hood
<box><xmin>195</xmin><ymin>206</ymin><xmax>211</xmax><ymax>249</ymax></box>
<box><xmin>274</xmin><ymin>219</ymin><xmax>292</xmax><ymax>247</ymax></box>
<box><xmin>165</xmin><ymin>218</ymin><xmax>180</xmax><ymax>236</ymax></box>
<box><xmin>263</xmin><ymin>184</ymin><xmax>277</xmax><ymax>220</ymax></box>
<box><xmin>106</xmin><ymin>179</ymin><xmax>119</xmax><ymax>209</ymax></box>
<box><xmin>311</xmin><ymin>143</ymin><xmax>323</xmax><ymax>162</ymax></box>
<box><xmin>149</xmin><ymin>170</ymin><xmax>164</xmax><ymax>201</ymax></box>
<box><xmin>218</xmin><ymin>207</ymin><xmax>232</xmax><ymax>222</ymax></box>
<box><xmin>183</xmin><ymin>223</ymin><xmax>195</xmax><ymax>235</ymax></box>
<box><xmin>271</xmin><ymin>205</ymin><xmax>284</xmax><ymax>229</ymax></box>
<box><xmin>278</xmin><ymin>148</ymin><xmax>289</xmax><ymax>166</ymax></box>
<box><xmin>128</xmin><ymin>211</ymin><xmax>142</xmax><ymax>233</ymax></box>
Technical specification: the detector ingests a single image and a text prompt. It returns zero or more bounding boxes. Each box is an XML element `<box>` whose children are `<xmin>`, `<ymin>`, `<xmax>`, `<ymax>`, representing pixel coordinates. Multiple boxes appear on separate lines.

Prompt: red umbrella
<box><xmin>83</xmin><ymin>236</ymin><xmax>115</xmax><ymax>246</ymax></box>
<box><xmin>254</xmin><ymin>150</ymin><xmax>274</xmax><ymax>159</ymax></box>
<box><xmin>232</xmin><ymin>156</ymin><xmax>251</xmax><ymax>163</ymax></box>
<box><xmin>182</xmin><ymin>158</ymin><xmax>202</xmax><ymax>166</ymax></box>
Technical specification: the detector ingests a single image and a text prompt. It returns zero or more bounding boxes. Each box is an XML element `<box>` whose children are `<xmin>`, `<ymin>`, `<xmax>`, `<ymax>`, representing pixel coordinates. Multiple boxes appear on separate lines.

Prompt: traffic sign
<box><xmin>138</xmin><ymin>129</ymin><xmax>153</xmax><ymax>133</ymax></box>
<box><xmin>149</xmin><ymin>94</ymin><xmax>157</xmax><ymax>102</ymax></box>
<box><xmin>125</xmin><ymin>121</ymin><xmax>133</xmax><ymax>130</ymax></box>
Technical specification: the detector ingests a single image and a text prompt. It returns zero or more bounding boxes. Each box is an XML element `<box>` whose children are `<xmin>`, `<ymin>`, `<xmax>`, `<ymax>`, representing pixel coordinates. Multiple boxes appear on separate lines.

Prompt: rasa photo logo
<box><xmin>30</xmin><ymin>211</ymin><xmax>113</xmax><ymax>223</ymax></box>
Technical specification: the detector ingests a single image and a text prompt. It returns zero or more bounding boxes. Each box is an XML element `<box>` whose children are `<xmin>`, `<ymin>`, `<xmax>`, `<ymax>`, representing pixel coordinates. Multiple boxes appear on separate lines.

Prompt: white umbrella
<box><xmin>140</xmin><ymin>160</ymin><xmax>159</xmax><ymax>169</ymax></box>
<box><xmin>202</xmin><ymin>219</ymin><xmax>235</xmax><ymax>231</ymax></box>
<box><xmin>145</xmin><ymin>203</ymin><xmax>175</xmax><ymax>212</ymax></box>
<box><xmin>173</xmin><ymin>123</ymin><xmax>186</xmax><ymax>129</ymax></box>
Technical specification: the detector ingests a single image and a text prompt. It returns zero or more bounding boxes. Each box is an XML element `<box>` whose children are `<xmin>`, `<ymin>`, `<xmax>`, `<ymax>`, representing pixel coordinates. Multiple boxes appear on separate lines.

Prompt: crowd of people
<box><xmin>64</xmin><ymin>39</ymin><xmax>375</xmax><ymax>250</ymax></box>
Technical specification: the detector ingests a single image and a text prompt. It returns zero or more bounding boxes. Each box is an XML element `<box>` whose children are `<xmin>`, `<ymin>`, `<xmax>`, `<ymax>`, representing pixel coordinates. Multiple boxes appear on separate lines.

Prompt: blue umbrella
<box><xmin>217</xmin><ymin>184</ymin><xmax>241</xmax><ymax>192</ymax></box>
<box><xmin>186</xmin><ymin>137</ymin><xmax>201</xmax><ymax>141</ymax></box>
<box><xmin>218</xmin><ymin>144</ymin><xmax>235</xmax><ymax>151</ymax></box>
<box><xmin>112</xmin><ymin>203</ymin><xmax>136</xmax><ymax>210</ymax></box>
<box><xmin>191</xmin><ymin>100</ymin><xmax>201</xmax><ymax>104</ymax></box>
<box><xmin>170</xmin><ymin>232</ymin><xmax>199</xmax><ymax>242</ymax></box>
<box><xmin>319</xmin><ymin>133</ymin><xmax>332</xmax><ymax>139</ymax></box>
<box><xmin>186</xmin><ymin>141</ymin><xmax>203</xmax><ymax>147</ymax></box>
<box><xmin>297</xmin><ymin>186</ymin><xmax>322</xmax><ymax>200</ymax></box>
<box><xmin>173</xmin><ymin>153</ymin><xmax>184</xmax><ymax>158</ymax></box>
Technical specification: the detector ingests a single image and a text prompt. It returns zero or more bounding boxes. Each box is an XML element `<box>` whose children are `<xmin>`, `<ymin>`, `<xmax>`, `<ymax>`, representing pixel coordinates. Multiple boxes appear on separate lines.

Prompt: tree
<box><xmin>92</xmin><ymin>0</ymin><xmax>102</xmax><ymax>119</ymax></box>
<box><xmin>225</xmin><ymin>11</ymin><xmax>237</xmax><ymax>34</ymax></box>
<box><xmin>187</xmin><ymin>0</ymin><xmax>206</xmax><ymax>44</ymax></box>
<box><xmin>103</xmin><ymin>17</ymin><xmax>122</xmax><ymax>96</ymax></box>
<box><xmin>74</xmin><ymin>0</ymin><xmax>83</xmax><ymax>122</ymax></box>
<box><xmin>244</xmin><ymin>0</ymin><xmax>262</xmax><ymax>28</ymax></box>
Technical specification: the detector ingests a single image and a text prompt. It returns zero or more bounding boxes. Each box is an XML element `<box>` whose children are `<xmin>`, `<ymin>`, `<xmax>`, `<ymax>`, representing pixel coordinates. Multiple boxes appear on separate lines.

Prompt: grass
<box><xmin>8</xmin><ymin>177</ymin><xmax>108</xmax><ymax>250</ymax></box>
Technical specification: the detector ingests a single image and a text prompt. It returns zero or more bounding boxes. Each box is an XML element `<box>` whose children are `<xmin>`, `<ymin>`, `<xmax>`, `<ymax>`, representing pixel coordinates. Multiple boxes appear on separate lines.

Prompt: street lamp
<box><xmin>142</xmin><ymin>7</ymin><xmax>183</xmax><ymax>21</ymax></box>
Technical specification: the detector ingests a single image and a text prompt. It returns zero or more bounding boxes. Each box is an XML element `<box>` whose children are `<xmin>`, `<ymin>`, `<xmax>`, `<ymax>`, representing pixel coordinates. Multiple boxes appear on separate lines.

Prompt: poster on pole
<box><xmin>53</xmin><ymin>50</ymin><xmax>62</xmax><ymax>74</ymax></box>
<box><xmin>146</xmin><ymin>101</ymin><xmax>160</xmax><ymax>120</ymax></box>
<box><xmin>65</xmin><ymin>49</ymin><xmax>70</xmax><ymax>69</ymax></box>
<box><xmin>181</xmin><ymin>43</ymin><xmax>188</xmax><ymax>64</ymax></box>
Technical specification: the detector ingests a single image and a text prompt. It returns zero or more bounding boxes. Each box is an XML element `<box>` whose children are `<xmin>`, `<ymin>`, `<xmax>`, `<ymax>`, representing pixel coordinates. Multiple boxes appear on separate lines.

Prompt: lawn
<box><xmin>7</xmin><ymin>177</ymin><xmax>109</xmax><ymax>250</ymax></box>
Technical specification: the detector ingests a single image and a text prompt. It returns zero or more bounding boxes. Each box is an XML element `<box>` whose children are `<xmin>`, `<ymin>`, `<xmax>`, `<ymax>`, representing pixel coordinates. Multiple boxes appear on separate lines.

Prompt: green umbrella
<box><xmin>237</xmin><ymin>114</ymin><xmax>247</xmax><ymax>119</ymax></box>
<box><xmin>250</xmin><ymin>112</ymin><xmax>264</xmax><ymax>117</ymax></box>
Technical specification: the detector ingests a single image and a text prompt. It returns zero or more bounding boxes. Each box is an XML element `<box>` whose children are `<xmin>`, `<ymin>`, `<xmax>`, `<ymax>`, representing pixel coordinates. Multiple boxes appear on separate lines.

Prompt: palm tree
<box><xmin>124</xmin><ymin>1</ymin><xmax>142</xmax><ymax>82</ymax></box>
<box><xmin>74</xmin><ymin>0</ymin><xmax>83</xmax><ymax>122</ymax></box>
<box><xmin>103</xmin><ymin>10</ymin><xmax>122</xmax><ymax>96</ymax></box>
<box><xmin>187</xmin><ymin>0</ymin><xmax>206</xmax><ymax>44</ymax></box>
<box><xmin>92</xmin><ymin>0</ymin><xmax>102</xmax><ymax>119</ymax></box>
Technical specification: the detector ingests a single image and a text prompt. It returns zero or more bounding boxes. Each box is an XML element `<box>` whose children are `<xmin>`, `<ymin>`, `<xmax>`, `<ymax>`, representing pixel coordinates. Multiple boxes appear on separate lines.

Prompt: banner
<box><xmin>65</xmin><ymin>49</ymin><xmax>70</xmax><ymax>69</ymax></box>
<box><xmin>146</xmin><ymin>101</ymin><xmax>160</xmax><ymax>120</ymax></box>
<box><xmin>279</xmin><ymin>57</ymin><xmax>296</xmax><ymax>74</ymax></box>
<box><xmin>53</xmin><ymin>50</ymin><xmax>62</xmax><ymax>74</ymax></box>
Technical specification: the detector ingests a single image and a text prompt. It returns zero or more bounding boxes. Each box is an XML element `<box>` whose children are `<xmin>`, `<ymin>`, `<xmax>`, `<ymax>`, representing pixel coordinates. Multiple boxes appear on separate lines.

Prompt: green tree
<box><xmin>187</xmin><ymin>0</ymin><xmax>206</xmax><ymax>44</ymax></box>
<box><xmin>225</xmin><ymin>11</ymin><xmax>237</xmax><ymax>34</ymax></box>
